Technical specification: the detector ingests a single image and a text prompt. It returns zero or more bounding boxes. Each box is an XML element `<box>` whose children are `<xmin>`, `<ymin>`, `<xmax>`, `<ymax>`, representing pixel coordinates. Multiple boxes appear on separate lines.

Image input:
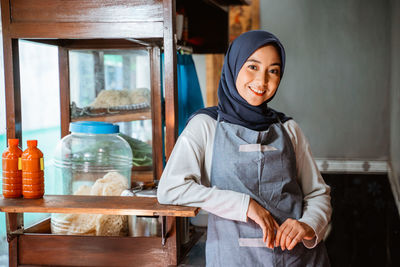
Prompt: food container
<box><xmin>52</xmin><ymin>121</ymin><xmax>133</xmax><ymax>195</ymax></box>
<box><xmin>129</xmin><ymin>216</ymin><xmax>162</xmax><ymax>237</ymax></box>
<box><xmin>124</xmin><ymin>187</ymin><xmax>190</xmax><ymax>243</ymax></box>
<box><xmin>124</xmin><ymin>188</ymin><xmax>161</xmax><ymax>237</ymax></box>
<box><xmin>51</xmin><ymin>121</ymin><xmax>133</xmax><ymax>236</ymax></box>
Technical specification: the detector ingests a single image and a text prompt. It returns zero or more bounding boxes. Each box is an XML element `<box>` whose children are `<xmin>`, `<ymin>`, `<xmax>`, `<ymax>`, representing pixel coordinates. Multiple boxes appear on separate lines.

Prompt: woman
<box><xmin>157</xmin><ymin>30</ymin><xmax>331</xmax><ymax>266</ymax></box>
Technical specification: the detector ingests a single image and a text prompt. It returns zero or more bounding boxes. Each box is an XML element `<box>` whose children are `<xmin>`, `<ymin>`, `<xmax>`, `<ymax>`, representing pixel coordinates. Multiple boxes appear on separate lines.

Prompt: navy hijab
<box><xmin>190</xmin><ymin>30</ymin><xmax>292</xmax><ymax>131</ymax></box>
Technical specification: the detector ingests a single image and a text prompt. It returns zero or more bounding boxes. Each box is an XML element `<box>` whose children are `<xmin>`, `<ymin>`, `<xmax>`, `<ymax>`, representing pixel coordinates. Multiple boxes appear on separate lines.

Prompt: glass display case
<box><xmin>56</xmin><ymin>45</ymin><xmax>162</xmax><ymax>186</ymax></box>
<box><xmin>67</xmin><ymin>48</ymin><xmax>154</xmax><ymax>184</ymax></box>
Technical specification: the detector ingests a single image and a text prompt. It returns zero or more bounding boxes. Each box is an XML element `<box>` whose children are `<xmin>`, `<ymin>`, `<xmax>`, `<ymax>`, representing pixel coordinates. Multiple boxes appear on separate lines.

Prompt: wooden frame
<box><xmin>1</xmin><ymin>0</ymin><xmax>181</xmax><ymax>266</ymax></box>
<box><xmin>0</xmin><ymin>196</ymin><xmax>198</xmax><ymax>266</ymax></box>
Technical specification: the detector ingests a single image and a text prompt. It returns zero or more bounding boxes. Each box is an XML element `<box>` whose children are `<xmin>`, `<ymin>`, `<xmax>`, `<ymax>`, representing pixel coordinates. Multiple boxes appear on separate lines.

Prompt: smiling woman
<box><xmin>157</xmin><ymin>30</ymin><xmax>331</xmax><ymax>267</ymax></box>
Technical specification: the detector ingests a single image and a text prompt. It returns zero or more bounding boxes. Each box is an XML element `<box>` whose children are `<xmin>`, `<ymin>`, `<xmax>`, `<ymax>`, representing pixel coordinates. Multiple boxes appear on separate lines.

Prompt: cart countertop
<box><xmin>0</xmin><ymin>195</ymin><xmax>199</xmax><ymax>217</ymax></box>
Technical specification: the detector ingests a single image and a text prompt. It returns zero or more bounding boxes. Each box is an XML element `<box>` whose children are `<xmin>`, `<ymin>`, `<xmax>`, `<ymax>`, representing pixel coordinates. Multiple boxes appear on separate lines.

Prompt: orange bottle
<box><xmin>21</xmin><ymin>140</ymin><xmax>44</xmax><ymax>199</ymax></box>
<box><xmin>2</xmin><ymin>139</ymin><xmax>23</xmax><ymax>198</ymax></box>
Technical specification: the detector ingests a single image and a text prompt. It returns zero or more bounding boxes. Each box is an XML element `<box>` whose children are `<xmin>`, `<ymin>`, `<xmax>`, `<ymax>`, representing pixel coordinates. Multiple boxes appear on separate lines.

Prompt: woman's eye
<box><xmin>248</xmin><ymin>65</ymin><xmax>258</xmax><ymax>70</ymax></box>
<box><xmin>270</xmin><ymin>69</ymin><xmax>280</xmax><ymax>75</ymax></box>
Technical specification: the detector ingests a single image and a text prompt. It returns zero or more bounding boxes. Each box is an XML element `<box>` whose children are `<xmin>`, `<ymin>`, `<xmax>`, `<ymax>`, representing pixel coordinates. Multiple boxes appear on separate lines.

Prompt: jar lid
<box><xmin>69</xmin><ymin>121</ymin><xmax>119</xmax><ymax>134</ymax></box>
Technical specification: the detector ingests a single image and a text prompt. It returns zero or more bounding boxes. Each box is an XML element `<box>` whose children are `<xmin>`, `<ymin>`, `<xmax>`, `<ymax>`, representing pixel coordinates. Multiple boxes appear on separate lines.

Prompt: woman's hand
<box><xmin>275</xmin><ymin>218</ymin><xmax>315</xmax><ymax>250</ymax></box>
<box><xmin>246</xmin><ymin>198</ymin><xmax>279</xmax><ymax>249</ymax></box>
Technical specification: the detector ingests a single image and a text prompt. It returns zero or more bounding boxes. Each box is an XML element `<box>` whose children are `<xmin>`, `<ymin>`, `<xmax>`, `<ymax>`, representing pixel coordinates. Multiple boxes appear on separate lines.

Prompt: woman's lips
<box><xmin>248</xmin><ymin>86</ymin><xmax>266</xmax><ymax>96</ymax></box>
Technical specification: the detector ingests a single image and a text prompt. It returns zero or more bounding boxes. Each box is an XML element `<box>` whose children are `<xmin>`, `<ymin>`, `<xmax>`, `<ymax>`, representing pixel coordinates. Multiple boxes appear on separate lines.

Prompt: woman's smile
<box><xmin>248</xmin><ymin>85</ymin><xmax>266</xmax><ymax>96</ymax></box>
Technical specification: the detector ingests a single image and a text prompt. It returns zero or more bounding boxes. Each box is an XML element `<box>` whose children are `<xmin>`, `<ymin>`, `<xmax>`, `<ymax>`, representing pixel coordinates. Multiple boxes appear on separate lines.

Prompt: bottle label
<box><xmin>40</xmin><ymin>158</ymin><xmax>44</xmax><ymax>171</ymax></box>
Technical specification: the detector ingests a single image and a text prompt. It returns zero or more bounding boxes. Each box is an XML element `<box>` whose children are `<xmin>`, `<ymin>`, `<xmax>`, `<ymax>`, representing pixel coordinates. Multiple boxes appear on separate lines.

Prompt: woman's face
<box><xmin>235</xmin><ymin>44</ymin><xmax>282</xmax><ymax>106</ymax></box>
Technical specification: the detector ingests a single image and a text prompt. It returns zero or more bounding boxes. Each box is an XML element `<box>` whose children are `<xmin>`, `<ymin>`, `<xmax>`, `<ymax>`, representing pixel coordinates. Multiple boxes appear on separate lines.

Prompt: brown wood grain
<box><xmin>71</xmin><ymin>109</ymin><xmax>152</xmax><ymax>123</ymax></box>
<box><xmin>132</xmin><ymin>170</ymin><xmax>154</xmax><ymax>183</ymax></box>
<box><xmin>1</xmin><ymin>3</ymin><xmax>22</xmax><ymax>141</ymax></box>
<box><xmin>6</xmin><ymin>213</ymin><xmax>22</xmax><ymax>267</ymax></box>
<box><xmin>59</xmin><ymin>46</ymin><xmax>71</xmax><ymax>138</ymax></box>
<box><xmin>59</xmin><ymin>38</ymin><xmax>161</xmax><ymax>49</ymax></box>
<box><xmin>163</xmin><ymin>0</ymin><xmax>178</xmax><ymax>161</ymax></box>
<box><xmin>9</xmin><ymin>22</ymin><xmax>164</xmax><ymax>39</ymax></box>
<box><xmin>150</xmin><ymin>47</ymin><xmax>163</xmax><ymax>181</ymax></box>
<box><xmin>19</xmin><ymin>234</ymin><xmax>167</xmax><ymax>266</ymax></box>
<box><xmin>11</xmin><ymin>0</ymin><xmax>163</xmax><ymax>23</ymax></box>
<box><xmin>166</xmin><ymin>216</ymin><xmax>178</xmax><ymax>265</ymax></box>
<box><xmin>24</xmin><ymin>218</ymin><xmax>51</xmax><ymax>234</ymax></box>
<box><xmin>229</xmin><ymin>0</ymin><xmax>260</xmax><ymax>42</ymax></box>
<box><xmin>206</xmin><ymin>54</ymin><xmax>224</xmax><ymax>107</ymax></box>
<box><xmin>0</xmin><ymin>195</ymin><xmax>198</xmax><ymax>217</ymax></box>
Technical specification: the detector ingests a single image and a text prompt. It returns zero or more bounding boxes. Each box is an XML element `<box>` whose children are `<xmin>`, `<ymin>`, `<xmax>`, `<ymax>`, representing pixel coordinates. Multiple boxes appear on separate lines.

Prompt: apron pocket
<box><xmin>259</xmin><ymin>152</ymin><xmax>284</xmax><ymax>208</ymax></box>
<box><xmin>238</xmin><ymin>220</ymin><xmax>270</xmax><ymax>248</ymax></box>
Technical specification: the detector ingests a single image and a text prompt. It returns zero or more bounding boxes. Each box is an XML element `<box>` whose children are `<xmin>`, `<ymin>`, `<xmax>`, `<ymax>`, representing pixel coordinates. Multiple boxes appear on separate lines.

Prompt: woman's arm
<box><xmin>278</xmin><ymin>120</ymin><xmax>332</xmax><ymax>249</ymax></box>
<box><xmin>157</xmin><ymin>115</ymin><xmax>250</xmax><ymax>222</ymax></box>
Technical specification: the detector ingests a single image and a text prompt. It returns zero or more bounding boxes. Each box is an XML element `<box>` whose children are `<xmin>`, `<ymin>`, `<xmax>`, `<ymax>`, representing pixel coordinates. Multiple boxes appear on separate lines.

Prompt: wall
<box><xmin>259</xmin><ymin>0</ymin><xmax>391</xmax><ymax>159</ymax></box>
<box><xmin>390</xmin><ymin>0</ymin><xmax>400</xmax><ymax>205</ymax></box>
<box><xmin>192</xmin><ymin>54</ymin><xmax>207</xmax><ymax>105</ymax></box>
<box><xmin>192</xmin><ymin>0</ymin><xmax>391</xmax><ymax>160</ymax></box>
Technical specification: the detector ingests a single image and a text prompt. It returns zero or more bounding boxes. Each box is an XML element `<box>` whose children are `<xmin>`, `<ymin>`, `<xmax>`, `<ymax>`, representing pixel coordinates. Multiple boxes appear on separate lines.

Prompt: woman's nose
<box><xmin>255</xmin><ymin>71</ymin><xmax>268</xmax><ymax>85</ymax></box>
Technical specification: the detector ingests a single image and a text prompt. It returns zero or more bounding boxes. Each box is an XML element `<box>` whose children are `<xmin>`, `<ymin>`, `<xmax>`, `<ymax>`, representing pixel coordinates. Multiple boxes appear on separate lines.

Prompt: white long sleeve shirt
<box><xmin>157</xmin><ymin>114</ymin><xmax>331</xmax><ymax>248</ymax></box>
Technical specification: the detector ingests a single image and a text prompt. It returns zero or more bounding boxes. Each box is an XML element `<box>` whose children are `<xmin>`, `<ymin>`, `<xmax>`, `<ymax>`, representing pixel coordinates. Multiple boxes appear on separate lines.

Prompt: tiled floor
<box><xmin>180</xmin><ymin>174</ymin><xmax>400</xmax><ymax>267</ymax></box>
<box><xmin>324</xmin><ymin>174</ymin><xmax>400</xmax><ymax>267</ymax></box>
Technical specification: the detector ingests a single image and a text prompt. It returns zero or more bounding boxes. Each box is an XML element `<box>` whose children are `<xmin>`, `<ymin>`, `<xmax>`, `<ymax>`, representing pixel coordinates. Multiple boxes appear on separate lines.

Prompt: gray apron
<box><xmin>206</xmin><ymin>118</ymin><xmax>330</xmax><ymax>267</ymax></box>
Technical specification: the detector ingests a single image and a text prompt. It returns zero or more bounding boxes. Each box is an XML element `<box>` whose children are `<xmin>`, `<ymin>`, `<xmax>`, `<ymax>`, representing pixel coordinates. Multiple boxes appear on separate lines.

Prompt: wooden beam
<box><xmin>206</xmin><ymin>54</ymin><xmax>224</xmax><ymax>107</ymax></box>
<box><xmin>19</xmin><ymin>234</ymin><xmax>167</xmax><ymax>266</ymax></box>
<box><xmin>0</xmin><ymin>195</ymin><xmax>199</xmax><ymax>217</ymax></box>
<box><xmin>163</xmin><ymin>0</ymin><xmax>178</xmax><ymax>161</ymax></box>
<box><xmin>150</xmin><ymin>47</ymin><xmax>163</xmax><ymax>181</ymax></box>
<box><xmin>229</xmin><ymin>0</ymin><xmax>260</xmax><ymax>41</ymax></box>
<box><xmin>59</xmin><ymin>46</ymin><xmax>71</xmax><ymax>138</ymax></box>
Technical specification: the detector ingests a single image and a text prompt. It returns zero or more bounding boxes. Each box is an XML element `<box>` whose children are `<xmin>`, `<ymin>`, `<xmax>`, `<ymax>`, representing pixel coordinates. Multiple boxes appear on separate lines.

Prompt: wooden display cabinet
<box><xmin>1</xmin><ymin>0</ymin><xmax>249</xmax><ymax>266</ymax></box>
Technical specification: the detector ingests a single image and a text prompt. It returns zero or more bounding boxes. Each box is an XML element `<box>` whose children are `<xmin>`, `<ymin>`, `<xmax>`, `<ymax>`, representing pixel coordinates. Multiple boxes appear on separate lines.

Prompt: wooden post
<box><xmin>1</xmin><ymin>1</ymin><xmax>24</xmax><ymax>266</ymax></box>
<box><xmin>163</xmin><ymin>0</ymin><xmax>178</xmax><ymax>161</ymax></box>
<box><xmin>59</xmin><ymin>46</ymin><xmax>71</xmax><ymax>138</ymax></box>
<box><xmin>150</xmin><ymin>47</ymin><xmax>163</xmax><ymax>181</ymax></box>
<box><xmin>206</xmin><ymin>54</ymin><xmax>224</xmax><ymax>107</ymax></box>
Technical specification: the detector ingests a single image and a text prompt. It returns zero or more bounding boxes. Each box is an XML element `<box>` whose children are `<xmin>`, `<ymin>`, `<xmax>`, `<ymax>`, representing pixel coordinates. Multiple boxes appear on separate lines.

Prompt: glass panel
<box><xmin>69</xmin><ymin>49</ymin><xmax>151</xmax><ymax>112</ymax></box>
<box><xmin>68</xmin><ymin>49</ymin><xmax>153</xmax><ymax>186</ymax></box>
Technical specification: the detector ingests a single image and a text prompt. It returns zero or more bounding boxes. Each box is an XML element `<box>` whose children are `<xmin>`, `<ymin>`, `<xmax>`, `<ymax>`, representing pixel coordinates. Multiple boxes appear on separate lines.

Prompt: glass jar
<box><xmin>51</xmin><ymin>121</ymin><xmax>132</xmax><ymax>236</ymax></box>
<box><xmin>53</xmin><ymin>121</ymin><xmax>133</xmax><ymax>195</ymax></box>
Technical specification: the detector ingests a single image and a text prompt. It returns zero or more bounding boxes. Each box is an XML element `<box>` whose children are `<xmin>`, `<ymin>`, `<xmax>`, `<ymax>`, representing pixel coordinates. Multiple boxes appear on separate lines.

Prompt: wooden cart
<box><xmin>0</xmin><ymin>0</ymin><xmax>248</xmax><ymax>266</ymax></box>
<box><xmin>0</xmin><ymin>195</ymin><xmax>199</xmax><ymax>266</ymax></box>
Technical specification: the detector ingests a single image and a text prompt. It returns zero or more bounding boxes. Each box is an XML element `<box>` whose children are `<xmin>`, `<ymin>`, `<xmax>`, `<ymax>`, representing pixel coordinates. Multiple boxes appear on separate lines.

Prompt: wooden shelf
<box><xmin>71</xmin><ymin>108</ymin><xmax>152</xmax><ymax>123</ymax></box>
<box><xmin>0</xmin><ymin>195</ymin><xmax>199</xmax><ymax>217</ymax></box>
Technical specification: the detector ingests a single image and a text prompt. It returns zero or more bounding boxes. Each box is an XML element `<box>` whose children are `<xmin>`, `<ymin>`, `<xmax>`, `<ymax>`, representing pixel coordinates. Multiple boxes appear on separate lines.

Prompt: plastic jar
<box><xmin>53</xmin><ymin>121</ymin><xmax>133</xmax><ymax>195</ymax></box>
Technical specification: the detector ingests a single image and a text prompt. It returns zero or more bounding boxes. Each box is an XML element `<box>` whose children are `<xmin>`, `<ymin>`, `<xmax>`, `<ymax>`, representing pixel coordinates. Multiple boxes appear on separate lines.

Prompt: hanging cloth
<box><xmin>176</xmin><ymin>54</ymin><xmax>204</xmax><ymax>134</ymax></box>
<box><xmin>161</xmin><ymin>53</ymin><xmax>204</xmax><ymax>135</ymax></box>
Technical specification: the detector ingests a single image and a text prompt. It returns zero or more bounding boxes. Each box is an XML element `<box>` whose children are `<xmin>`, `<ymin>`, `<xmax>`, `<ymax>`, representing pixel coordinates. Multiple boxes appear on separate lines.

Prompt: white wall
<box><xmin>260</xmin><ymin>0</ymin><xmax>391</xmax><ymax>159</ymax></box>
<box><xmin>192</xmin><ymin>54</ymin><xmax>207</xmax><ymax>105</ymax></box>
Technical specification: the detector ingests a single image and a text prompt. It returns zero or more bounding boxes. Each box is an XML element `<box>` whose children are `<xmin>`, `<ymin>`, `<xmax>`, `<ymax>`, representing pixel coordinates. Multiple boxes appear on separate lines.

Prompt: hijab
<box><xmin>189</xmin><ymin>30</ymin><xmax>292</xmax><ymax>131</ymax></box>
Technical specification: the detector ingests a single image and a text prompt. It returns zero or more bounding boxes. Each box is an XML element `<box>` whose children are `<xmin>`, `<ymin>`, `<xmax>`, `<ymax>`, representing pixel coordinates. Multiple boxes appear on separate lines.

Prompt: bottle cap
<box><xmin>69</xmin><ymin>121</ymin><xmax>119</xmax><ymax>134</ymax></box>
<box><xmin>8</xmin><ymin>139</ymin><xmax>19</xmax><ymax>146</ymax></box>
<box><xmin>27</xmin><ymin>140</ymin><xmax>38</xmax><ymax>147</ymax></box>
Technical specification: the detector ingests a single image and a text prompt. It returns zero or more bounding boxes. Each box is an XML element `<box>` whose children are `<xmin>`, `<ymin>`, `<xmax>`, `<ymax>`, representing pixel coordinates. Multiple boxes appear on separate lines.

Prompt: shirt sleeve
<box><xmin>284</xmin><ymin>120</ymin><xmax>332</xmax><ymax>249</ymax></box>
<box><xmin>157</xmin><ymin>115</ymin><xmax>250</xmax><ymax>222</ymax></box>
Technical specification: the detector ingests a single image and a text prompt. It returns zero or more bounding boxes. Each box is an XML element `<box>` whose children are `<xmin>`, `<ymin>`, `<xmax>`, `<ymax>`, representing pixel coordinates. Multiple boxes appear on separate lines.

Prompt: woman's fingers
<box><xmin>287</xmin><ymin>231</ymin><xmax>303</xmax><ymax>250</ymax></box>
<box><xmin>260</xmin><ymin>220</ymin><xmax>268</xmax><ymax>243</ymax></box>
<box><xmin>280</xmin><ymin>225</ymin><xmax>292</xmax><ymax>250</ymax></box>
<box><xmin>275</xmin><ymin>222</ymin><xmax>287</xmax><ymax>248</ymax></box>
<box><xmin>285</xmin><ymin>228</ymin><xmax>299</xmax><ymax>249</ymax></box>
<box><xmin>247</xmin><ymin>199</ymin><xmax>278</xmax><ymax>248</ymax></box>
